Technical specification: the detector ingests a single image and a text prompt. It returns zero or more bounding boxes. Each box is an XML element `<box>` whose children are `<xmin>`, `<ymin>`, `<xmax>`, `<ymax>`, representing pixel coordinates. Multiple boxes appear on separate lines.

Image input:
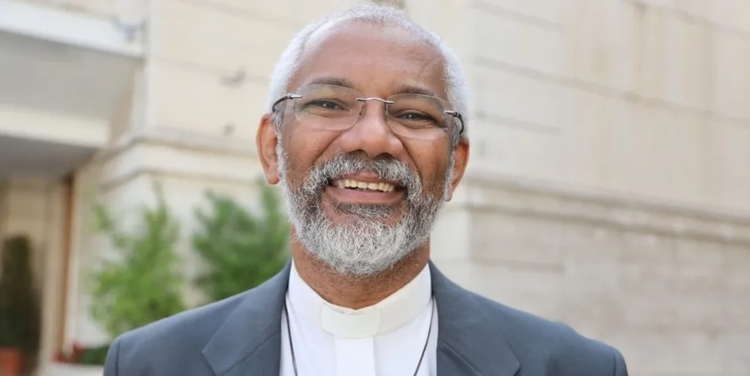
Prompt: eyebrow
<box><xmin>305</xmin><ymin>76</ymin><xmax>357</xmax><ymax>89</ymax></box>
<box><xmin>301</xmin><ymin>77</ymin><xmax>438</xmax><ymax>98</ymax></box>
<box><xmin>390</xmin><ymin>84</ymin><xmax>436</xmax><ymax>97</ymax></box>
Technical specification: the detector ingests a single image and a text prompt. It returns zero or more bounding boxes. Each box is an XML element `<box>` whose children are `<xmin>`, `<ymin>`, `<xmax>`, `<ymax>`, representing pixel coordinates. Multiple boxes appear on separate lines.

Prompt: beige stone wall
<box><xmin>466</xmin><ymin>0</ymin><xmax>750</xmax><ymax>213</ymax></box>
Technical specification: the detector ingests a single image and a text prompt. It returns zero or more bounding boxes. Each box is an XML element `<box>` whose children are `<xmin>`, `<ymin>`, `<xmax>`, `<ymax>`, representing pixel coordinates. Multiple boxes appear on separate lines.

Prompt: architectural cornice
<box><xmin>460</xmin><ymin>171</ymin><xmax>750</xmax><ymax>244</ymax></box>
<box><xmin>98</xmin><ymin>125</ymin><xmax>256</xmax><ymax>162</ymax></box>
<box><xmin>93</xmin><ymin>127</ymin><xmax>261</xmax><ymax>192</ymax></box>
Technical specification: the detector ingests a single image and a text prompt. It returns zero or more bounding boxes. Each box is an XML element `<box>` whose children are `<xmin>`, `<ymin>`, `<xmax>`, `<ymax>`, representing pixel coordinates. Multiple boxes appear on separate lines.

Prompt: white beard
<box><xmin>276</xmin><ymin>144</ymin><xmax>454</xmax><ymax>276</ymax></box>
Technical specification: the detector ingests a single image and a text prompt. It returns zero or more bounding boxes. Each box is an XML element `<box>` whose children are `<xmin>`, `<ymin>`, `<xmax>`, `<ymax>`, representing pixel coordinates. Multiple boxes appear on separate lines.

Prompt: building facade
<box><xmin>0</xmin><ymin>0</ymin><xmax>748</xmax><ymax>374</ymax></box>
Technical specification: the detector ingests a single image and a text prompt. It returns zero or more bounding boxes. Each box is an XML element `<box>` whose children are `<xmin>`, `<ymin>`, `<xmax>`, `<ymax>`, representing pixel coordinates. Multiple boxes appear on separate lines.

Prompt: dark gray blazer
<box><xmin>104</xmin><ymin>262</ymin><xmax>628</xmax><ymax>376</ymax></box>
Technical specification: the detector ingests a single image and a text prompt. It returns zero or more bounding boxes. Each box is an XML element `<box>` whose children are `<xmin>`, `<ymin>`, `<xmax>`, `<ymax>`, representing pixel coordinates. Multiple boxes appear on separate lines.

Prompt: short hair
<box><xmin>267</xmin><ymin>3</ymin><xmax>470</xmax><ymax>141</ymax></box>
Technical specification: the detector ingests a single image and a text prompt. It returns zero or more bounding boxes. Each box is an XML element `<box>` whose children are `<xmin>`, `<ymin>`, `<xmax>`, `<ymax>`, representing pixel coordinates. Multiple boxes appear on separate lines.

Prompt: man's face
<box><xmin>258</xmin><ymin>21</ymin><xmax>469</xmax><ymax>276</ymax></box>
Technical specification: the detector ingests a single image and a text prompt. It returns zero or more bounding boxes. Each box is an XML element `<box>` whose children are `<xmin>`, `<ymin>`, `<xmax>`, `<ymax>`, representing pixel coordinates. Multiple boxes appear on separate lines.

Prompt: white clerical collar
<box><xmin>287</xmin><ymin>261</ymin><xmax>432</xmax><ymax>339</ymax></box>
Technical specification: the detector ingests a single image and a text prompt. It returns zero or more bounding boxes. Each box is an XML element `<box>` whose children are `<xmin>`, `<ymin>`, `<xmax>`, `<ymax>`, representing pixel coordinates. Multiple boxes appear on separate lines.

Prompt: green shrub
<box><xmin>88</xmin><ymin>183</ymin><xmax>186</xmax><ymax>339</ymax></box>
<box><xmin>0</xmin><ymin>235</ymin><xmax>40</xmax><ymax>356</ymax></box>
<box><xmin>192</xmin><ymin>179</ymin><xmax>289</xmax><ymax>303</ymax></box>
<box><xmin>78</xmin><ymin>344</ymin><xmax>110</xmax><ymax>365</ymax></box>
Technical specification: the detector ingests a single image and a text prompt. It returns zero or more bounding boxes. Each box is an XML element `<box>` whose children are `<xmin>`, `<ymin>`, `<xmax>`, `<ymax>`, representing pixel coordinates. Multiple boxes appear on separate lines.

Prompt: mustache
<box><xmin>302</xmin><ymin>153</ymin><xmax>423</xmax><ymax>199</ymax></box>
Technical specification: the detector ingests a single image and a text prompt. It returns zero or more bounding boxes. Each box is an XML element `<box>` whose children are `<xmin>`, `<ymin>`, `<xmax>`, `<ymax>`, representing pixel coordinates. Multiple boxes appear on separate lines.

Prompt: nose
<box><xmin>337</xmin><ymin>99</ymin><xmax>405</xmax><ymax>159</ymax></box>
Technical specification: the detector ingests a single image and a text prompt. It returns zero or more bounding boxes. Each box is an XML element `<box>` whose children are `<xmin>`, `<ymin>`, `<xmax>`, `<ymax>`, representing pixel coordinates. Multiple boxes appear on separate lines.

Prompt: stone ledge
<box><xmin>93</xmin><ymin>129</ymin><xmax>262</xmax><ymax>192</ymax></box>
<box><xmin>100</xmin><ymin>125</ymin><xmax>256</xmax><ymax>163</ymax></box>
<box><xmin>460</xmin><ymin>171</ymin><xmax>750</xmax><ymax>245</ymax></box>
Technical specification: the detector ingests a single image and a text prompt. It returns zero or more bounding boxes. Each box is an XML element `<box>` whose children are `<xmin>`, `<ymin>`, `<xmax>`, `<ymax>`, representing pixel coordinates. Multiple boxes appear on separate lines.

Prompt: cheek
<box><xmin>412</xmin><ymin>156</ymin><xmax>450</xmax><ymax>195</ymax></box>
<box><xmin>278</xmin><ymin>135</ymin><xmax>304</xmax><ymax>182</ymax></box>
<box><xmin>280</xmin><ymin>148</ymin><xmax>310</xmax><ymax>187</ymax></box>
<box><xmin>282</xmin><ymin>128</ymin><xmax>337</xmax><ymax>182</ymax></box>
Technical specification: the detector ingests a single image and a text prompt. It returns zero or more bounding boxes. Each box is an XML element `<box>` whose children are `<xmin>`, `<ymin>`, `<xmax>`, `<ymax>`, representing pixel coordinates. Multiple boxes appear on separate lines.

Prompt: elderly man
<box><xmin>104</xmin><ymin>4</ymin><xmax>628</xmax><ymax>376</ymax></box>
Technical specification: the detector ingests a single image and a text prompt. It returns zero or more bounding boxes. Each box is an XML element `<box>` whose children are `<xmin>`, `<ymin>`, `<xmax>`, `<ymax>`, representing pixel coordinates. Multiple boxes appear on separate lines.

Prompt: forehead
<box><xmin>290</xmin><ymin>21</ymin><xmax>447</xmax><ymax>98</ymax></box>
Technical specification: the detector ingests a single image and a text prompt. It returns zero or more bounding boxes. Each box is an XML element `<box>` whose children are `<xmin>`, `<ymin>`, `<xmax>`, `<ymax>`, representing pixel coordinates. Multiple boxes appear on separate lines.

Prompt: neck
<box><xmin>290</xmin><ymin>239</ymin><xmax>431</xmax><ymax>310</ymax></box>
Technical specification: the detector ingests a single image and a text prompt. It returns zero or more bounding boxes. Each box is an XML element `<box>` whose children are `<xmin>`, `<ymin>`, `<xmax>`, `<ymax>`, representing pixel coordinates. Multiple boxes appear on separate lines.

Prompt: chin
<box><xmin>322</xmin><ymin>202</ymin><xmax>406</xmax><ymax>227</ymax></box>
<box><xmin>317</xmin><ymin>255</ymin><xmax>404</xmax><ymax>277</ymax></box>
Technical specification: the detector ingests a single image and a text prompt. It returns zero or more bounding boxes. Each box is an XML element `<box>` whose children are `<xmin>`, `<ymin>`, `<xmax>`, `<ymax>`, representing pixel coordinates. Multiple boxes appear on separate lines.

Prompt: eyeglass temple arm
<box><xmin>271</xmin><ymin>93</ymin><xmax>303</xmax><ymax>112</ymax></box>
<box><xmin>445</xmin><ymin>110</ymin><xmax>465</xmax><ymax>136</ymax></box>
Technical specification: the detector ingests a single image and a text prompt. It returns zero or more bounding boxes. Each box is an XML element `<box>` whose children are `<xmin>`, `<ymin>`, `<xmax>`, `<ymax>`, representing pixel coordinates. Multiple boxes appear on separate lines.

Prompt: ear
<box><xmin>445</xmin><ymin>139</ymin><xmax>469</xmax><ymax>202</ymax></box>
<box><xmin>256</xmin><ymin>113</ymin><xmax>281</xmax><ymax>185</ymax></box>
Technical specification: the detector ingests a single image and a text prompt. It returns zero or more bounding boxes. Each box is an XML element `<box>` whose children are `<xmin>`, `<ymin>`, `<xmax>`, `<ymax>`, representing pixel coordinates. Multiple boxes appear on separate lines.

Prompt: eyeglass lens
<box><xmin>287</xmin><ymin>84</ymin><xmax>459</xmax><ymax>140</ymax></box>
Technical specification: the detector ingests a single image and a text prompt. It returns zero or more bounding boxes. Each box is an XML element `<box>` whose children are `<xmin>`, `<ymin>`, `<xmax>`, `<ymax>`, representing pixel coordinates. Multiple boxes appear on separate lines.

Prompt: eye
<box><xmin>399</xmin><ymin>112</ymin><xmax>435</xmax><ymax>122</ymax></box>
<box><xmin>309</xmin><ymin>100</ymin><xmax>343</xmax><ymax>110</ymax></box>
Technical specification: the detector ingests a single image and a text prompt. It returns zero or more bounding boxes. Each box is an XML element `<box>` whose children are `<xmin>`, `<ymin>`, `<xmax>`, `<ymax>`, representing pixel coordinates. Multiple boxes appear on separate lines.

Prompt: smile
<box><xmin>332</xmin><ymin>179</ymin><xmax>396</xmax><ymax>192</ymax></box>
<box><xmin>324</xmin><ymin>174</ymin><xmax>406</xmax><ymax>205</ymax></box>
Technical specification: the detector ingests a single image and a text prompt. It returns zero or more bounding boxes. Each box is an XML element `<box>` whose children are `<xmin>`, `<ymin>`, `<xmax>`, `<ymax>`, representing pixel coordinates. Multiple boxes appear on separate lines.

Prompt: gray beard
<box><xmin>277</xmin><ymin>145</ymin><xmax>454</xmax><ymax>276</ymax></box>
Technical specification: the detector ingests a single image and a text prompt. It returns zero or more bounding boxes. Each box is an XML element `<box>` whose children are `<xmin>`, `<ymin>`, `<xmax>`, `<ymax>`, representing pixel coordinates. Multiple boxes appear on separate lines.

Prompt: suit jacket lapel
<box><xmin>200</xmin><ymin>261</ymin><xmax>521</xmax><ymax>376</ymax></box>
<box><xmin>431</xmin><ymin>263</ymin><xmax>521</xmax><ymax>376</ymax></box>
<box><xmin>202</xmin><ymin>262</ymin><xmax>291</xmax><ymax>376</ymax></box>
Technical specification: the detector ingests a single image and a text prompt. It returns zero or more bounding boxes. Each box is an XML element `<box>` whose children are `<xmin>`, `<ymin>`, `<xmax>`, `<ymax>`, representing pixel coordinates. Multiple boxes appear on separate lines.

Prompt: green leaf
<box><xmin>191</xmin><ymin>178</ymin><xmax>290</xmax><ymax>303</ymax></box>
<box><xmin>88</xmin><ymin>182</ymin><xmax>187</xmax><ymax>339</ymax></box>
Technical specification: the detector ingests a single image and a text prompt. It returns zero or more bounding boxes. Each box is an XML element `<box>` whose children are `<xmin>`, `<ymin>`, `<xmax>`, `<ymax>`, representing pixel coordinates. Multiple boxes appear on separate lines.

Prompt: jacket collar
<box><xmin>201</xmin><ymin>261</ymin><xmax>520</xmax><ymax>376</ymax></box>
<box><xmin>431</xmin><ymin>263</ymin><xmax>520</xmax><ymax>376</ymax></box>
<box><xmin>201</xmin><ymin>262</ymin><xmax>290</xmax><ymax>376</ymax></box>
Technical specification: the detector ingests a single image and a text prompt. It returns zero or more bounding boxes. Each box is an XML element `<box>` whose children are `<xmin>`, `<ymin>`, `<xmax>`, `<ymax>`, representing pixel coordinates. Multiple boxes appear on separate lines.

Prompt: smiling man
<box><xmin>103</xmin><ymin>4</ymin><xmax>628</xmax><ymax>376</ymax></box>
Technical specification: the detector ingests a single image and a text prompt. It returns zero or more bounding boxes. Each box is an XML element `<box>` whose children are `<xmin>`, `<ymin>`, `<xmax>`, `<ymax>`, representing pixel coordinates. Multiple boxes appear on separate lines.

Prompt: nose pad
<box><xmin>354</xmin><ymin>97</ymin><xmax>394</xmax><ymax>127</ymax></box>
<box><xmin>338</xmin><ymin>98</ymin><xmax>405</xmax><ymax>158</ymax></box>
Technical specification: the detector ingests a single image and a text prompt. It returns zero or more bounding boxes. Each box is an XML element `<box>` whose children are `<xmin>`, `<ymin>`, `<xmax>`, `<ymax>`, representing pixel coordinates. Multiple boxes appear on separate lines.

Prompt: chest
<box><xmin>279</xmin><ymin>304</ymin><xmax>439</xmax><ymax>376</ymax></box>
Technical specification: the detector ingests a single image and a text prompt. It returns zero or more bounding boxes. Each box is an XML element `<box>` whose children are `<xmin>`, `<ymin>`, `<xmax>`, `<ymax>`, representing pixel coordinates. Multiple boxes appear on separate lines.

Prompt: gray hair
<box><xmin>266</xmin><ymin>3</ymin><xmax>470</xmax><ymax>141</ymax></box>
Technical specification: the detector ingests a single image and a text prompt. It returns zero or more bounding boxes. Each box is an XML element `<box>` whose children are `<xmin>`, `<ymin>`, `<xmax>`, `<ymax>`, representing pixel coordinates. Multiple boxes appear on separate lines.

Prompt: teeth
<box><xmin>337</xmin><ymin>179</ymin><xmax>395</xmax><ymax>192</ymax></box>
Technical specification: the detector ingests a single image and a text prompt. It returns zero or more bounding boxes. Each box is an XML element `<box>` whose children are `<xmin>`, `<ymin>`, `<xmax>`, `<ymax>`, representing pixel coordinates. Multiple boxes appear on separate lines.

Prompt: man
<box><xmin>104</xmin><ymin>4</ymin><xmax>628</xmax><ymax>376</ymax></box>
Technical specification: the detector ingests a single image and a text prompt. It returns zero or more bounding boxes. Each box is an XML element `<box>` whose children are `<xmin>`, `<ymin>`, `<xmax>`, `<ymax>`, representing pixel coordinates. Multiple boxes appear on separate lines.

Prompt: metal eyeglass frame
<box><xmin>271</xmin><ymin>93</ymin><xmax>466</xmax><ymax>136</ymax></box>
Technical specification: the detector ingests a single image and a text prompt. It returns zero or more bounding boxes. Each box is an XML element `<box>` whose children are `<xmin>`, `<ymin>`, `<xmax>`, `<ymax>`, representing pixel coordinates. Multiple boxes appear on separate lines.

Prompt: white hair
<box><xmin>266</xmin><ymin>3</ymin><xmax>470</xmax><ymax>139</ymax></box>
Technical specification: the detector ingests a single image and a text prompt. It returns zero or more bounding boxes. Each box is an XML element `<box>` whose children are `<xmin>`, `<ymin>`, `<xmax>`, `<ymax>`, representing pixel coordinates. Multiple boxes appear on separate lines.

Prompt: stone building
<box><xmin>0</xmin><ymin>0</ymin><xmax>748</xmax><ymax>374</ymax></box>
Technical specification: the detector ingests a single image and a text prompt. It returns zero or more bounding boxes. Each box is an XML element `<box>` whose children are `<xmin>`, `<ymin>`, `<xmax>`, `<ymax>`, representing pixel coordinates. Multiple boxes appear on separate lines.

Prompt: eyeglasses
<box><xmin>271</xmin><ymin>84</ymin><xmax>465</xmax><ymax>141</ymax></box>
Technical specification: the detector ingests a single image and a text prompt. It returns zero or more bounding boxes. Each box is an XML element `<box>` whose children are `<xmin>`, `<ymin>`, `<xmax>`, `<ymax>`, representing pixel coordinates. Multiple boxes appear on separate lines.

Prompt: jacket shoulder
<box><xmin>108</xmin><ymin>291</ymin><xmax>249</xmax><ymax>371</ymax></box>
